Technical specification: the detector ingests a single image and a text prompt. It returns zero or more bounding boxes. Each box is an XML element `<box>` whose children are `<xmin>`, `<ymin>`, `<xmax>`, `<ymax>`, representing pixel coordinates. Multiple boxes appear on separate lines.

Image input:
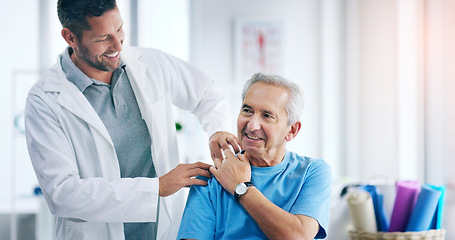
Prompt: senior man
<box><xmin>177</xmin><ymin>73</ymin><xmax>332</xmax><ymax>240</ymax></box>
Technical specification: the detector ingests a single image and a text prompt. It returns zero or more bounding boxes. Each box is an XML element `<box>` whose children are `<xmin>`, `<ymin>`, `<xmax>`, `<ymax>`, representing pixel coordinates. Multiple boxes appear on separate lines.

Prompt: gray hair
<box><xmin>241</xmin><ymin>73</ymin><xmax>304</xmax><ymax>125</ymax></box>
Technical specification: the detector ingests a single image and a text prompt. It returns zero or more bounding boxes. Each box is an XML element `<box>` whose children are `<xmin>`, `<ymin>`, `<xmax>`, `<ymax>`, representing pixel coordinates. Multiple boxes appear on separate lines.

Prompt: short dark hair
<box><xmin>57</xmin><ymin>0</ymin><xmax>117</xmax><ymax>40</ymax></box>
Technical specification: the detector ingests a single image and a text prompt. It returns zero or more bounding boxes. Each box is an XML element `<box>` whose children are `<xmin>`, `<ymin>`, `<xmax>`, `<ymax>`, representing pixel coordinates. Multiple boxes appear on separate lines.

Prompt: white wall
<box><xmin>348</xmin><ymin>0</ymin><xmax>402</xmax><ymax>181</ymax></box>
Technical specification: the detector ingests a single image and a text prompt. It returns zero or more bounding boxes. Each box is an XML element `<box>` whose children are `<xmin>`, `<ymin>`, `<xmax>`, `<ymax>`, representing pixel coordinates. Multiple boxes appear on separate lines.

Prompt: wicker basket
<box><xmin>349</xmin><ymin>229</ymin><xmax>446</xmax><ymax>240</ymax></box>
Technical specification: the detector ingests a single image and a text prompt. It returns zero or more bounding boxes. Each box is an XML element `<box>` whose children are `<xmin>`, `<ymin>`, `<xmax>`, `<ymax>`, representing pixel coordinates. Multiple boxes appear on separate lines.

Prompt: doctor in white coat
<box><xmin>24</xmin><ymin>0</ymin><xmax>240</xmax><ymax>239</ymax></box>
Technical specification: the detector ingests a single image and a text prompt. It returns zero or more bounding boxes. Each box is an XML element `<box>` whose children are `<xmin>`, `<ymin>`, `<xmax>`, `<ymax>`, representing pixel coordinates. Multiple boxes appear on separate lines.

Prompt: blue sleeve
<box><xmin>177</xmin><ymin>178</ymin><xmax>217</xmax><ymax>240</ymax></box>
<box><xmin>290</xmin><ymin>159</ymin><xmax>332</xmax><ymax>239</ymax></box>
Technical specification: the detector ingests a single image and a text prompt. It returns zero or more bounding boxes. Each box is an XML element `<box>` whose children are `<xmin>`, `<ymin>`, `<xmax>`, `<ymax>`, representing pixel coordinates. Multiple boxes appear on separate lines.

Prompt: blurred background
<box><xmin>0</xmin><ymin>0</ymin><xmax>454</xmax><ymax>239</ymax></box>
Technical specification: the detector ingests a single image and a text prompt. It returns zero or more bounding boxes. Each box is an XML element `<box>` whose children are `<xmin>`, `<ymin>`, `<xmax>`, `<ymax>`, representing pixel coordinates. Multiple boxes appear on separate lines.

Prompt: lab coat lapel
<box><xmin>56</xmin><ymin>80</ymin><xmax>114</xmax><ymax>147</ymax></box>
<box><xmin>42</xmin><ymin>54</ymin><xmax>114</xmax><ymax>148</ymax></box>
<box><xmin>121</xmin><ymin>50</ymin><xmax>151</xmax><ymax>123</ymax></box>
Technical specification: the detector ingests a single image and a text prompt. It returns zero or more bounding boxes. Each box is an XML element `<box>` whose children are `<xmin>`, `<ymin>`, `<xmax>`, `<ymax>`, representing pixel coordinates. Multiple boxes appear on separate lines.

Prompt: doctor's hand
<box><xmin>209</xmin><ymin>149</ymin><xmax>251</xmax><ymax>195</ymax></box>
<box><xmin>159</xmin><ymin>162</ymin><xmax>212</xmax><ymax>197</ymax></box>
<box><xmin>209</xmin><ymin>131</ymin><xmax>241</xmax><ymax>162</ymax></box>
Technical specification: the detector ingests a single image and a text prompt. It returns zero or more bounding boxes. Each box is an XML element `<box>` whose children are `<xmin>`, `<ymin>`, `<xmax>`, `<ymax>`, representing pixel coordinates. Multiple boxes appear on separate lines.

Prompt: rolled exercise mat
<box><xmin>429</xmin><ymin>185</ymin><xmax>445</xmax><ymax>229</ymax></box>
<box><xmin>388</xmin><ymin>180</ymin><xmax>420</xmax><ymax>232</ymax></box>
<box><xmin>363</xmin><ymin>185</ymin><xmax>390</xmax><ymax>231</ymax></box>
<box><xmin>405</xmin><ymin>184</ymin><xmax>442</xmax><ymax>231</ymax></box>
<box><xmin>347</xmin><ymin>190</ymin><xmax>377</xmax><ymax>232</ymax></box>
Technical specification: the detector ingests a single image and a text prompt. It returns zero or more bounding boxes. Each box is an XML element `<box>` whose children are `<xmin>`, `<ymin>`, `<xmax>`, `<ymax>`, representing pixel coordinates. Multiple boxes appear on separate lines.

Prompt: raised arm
<box><xmin>209</xmin><ymin>150</ymin><xmax>320</xmax><ymax>240</ymax></box>
<box><xmin>237</xmin><ymin>186</ymin><xmax>319</xmax><ymax>240</ymax></box>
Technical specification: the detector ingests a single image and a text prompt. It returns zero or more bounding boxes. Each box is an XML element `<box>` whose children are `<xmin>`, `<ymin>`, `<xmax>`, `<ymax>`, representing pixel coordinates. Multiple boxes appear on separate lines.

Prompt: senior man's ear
<box><xmin>285</xmin><ymin>121</ymin><xmax>301</xmax><ymax>141</ymax></box>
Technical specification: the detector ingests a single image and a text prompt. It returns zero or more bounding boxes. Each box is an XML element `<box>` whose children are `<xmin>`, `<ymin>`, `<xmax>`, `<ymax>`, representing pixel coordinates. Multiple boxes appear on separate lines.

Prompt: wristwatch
<box><xmin>234</xmin><ymin>181</ymin><xmax>254</xmax><ymax>200</ymax></box>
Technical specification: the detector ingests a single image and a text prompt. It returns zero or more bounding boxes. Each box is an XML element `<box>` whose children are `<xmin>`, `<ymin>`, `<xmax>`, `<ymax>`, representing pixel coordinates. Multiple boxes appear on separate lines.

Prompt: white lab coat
<box><xmin>25</xmin><ymin>47</ymin><xmax>233</xmax><ymax>240</ymax></box>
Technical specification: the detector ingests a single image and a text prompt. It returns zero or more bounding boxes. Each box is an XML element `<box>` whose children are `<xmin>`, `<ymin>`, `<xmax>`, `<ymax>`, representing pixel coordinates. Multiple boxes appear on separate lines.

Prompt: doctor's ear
<box><xmin>61</xmin><ymin>28</ymin><xmax>78</xmax><ymax>47</ymax></box>
<box><xmin>285</xmin><ymin>121</ymin><xmax>301</xmax><ymax>142</ymax></box>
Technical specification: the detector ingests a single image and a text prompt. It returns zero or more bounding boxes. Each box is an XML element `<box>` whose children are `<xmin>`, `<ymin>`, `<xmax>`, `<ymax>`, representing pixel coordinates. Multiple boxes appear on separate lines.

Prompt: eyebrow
<box><xmin>95</xmin><ymin>23</ymin><xmax>124</xmax><ymax>39</ymax></box>
<box><xmin>242</xmin><ymin>104</ymin><xmax>275</xmax><ymax>115</ymax></box>
<box><xmin>242</xmin><ymin>104</ymin><xmax>252</xmax><ymax>109</ymax></box>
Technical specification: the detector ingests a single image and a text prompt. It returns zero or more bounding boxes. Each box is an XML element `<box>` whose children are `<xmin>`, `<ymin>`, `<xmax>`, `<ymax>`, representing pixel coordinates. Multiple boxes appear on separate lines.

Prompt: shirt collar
<box><xmin>60</xmin><ymin>47</ymin><xmax>126</xmax><ymax>92</ymax></box>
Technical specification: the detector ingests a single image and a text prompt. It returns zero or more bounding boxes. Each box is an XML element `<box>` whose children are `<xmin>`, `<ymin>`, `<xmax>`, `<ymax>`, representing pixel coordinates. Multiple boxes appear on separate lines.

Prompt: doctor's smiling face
<box><xmin>62</xmin><ymin>7</ymin><xmax>124</xmax><ymax>80</ymax></box>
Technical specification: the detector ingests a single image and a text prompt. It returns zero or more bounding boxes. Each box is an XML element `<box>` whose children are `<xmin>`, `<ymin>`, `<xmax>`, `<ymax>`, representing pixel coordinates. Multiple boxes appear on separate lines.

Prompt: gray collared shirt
<box><xmin>60</xmin><ymin>47</ymin><xmax>157</xmax><ymax>239</ymax></box>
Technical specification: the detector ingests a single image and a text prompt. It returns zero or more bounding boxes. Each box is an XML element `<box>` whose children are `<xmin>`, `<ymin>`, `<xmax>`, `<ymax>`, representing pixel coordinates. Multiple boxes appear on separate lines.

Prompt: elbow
<box><xmin>277</xmin><ymin>233</ymin><xmax>315</xmax><ymax>240</ymax></box>
<box><xmin>41</xmin><ymin>177</ymin><xmax>81</xmax><ymax>218</ymax></box>
<box><xmin>267</xmin><ymin>226</ymin><xmax>318</xmax><ymax>240</ymax></box>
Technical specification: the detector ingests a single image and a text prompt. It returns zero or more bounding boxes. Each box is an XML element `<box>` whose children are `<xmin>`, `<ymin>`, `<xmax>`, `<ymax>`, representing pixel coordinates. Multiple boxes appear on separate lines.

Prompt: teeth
<box><xmin>246</xmin><ymin>133</ymin><xmax>259</xmax><ymax>140</ymax></box>
<box><xmin>104</xmin><ymin>52</ymin><xmax>119</xmax><ymax>58</ymax></box>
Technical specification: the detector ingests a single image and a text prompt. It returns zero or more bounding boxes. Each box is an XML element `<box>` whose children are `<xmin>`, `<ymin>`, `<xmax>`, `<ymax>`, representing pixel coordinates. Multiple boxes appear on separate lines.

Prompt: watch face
<box><xmin>236</xmin><ymin>183</ymin><xmax>248</xmax><ymax>195</ymax></box>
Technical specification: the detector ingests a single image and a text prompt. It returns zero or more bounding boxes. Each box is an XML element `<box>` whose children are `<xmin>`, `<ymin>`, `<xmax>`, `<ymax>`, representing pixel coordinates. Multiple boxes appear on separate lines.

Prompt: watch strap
<box><xmin>234</xmin><ymin>181</ymin><xmax>254</xmax><ymax>200</ymax></box>
<box><xmin>244</xmin><ymin>181</ymin><xmax>254</xmax><ymax>187</ymax></box>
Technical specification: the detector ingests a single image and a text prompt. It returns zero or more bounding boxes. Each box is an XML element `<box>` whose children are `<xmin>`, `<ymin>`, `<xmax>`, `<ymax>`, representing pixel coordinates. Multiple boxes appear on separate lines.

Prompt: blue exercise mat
<box><xmin>405</xmin><ymin>184</ymin><xmax>442</xmax><ymax>231</ymax></box>
<box><xmin>363</xmin><ymin>185</ymin><xmax>390</xmax><ymax>232</ymax></box>
<box><xmin>429</xmin><ymin>184</ymin><xmax>445</xmax><ymax>229</ymax></box>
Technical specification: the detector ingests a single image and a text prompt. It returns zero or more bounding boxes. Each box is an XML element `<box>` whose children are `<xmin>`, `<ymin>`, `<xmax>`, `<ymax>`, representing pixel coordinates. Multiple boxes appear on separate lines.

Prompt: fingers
<box><xmin>159</xmin><ymin>162</ymin><xmax>214</xmax><ymax>197</ymax></box>
<box><xmin>210</xmin><ymin>143</ymin><xmax>223</xmax><ymax>161</ymax></box>
<box><xmin>227</xmin><ymin>136</ymin><xmax>241</xmax><ymax>153</ymax></box>
<box><xmin>188</xmin><ymin>178</ymin><xmax>209</xmax><ymax>187</ymax></box>
<box><xmin>236</xmin><ymin>149</ymin><xmax>247</xmax><ymax>162</ymax></box>
<box><xmin>192</xmin><ymin>161</ymin><xmax>212</xmax><ymax>170</ymax></box>
<box><xmin>223</xmin><ymin>148</ymin><xmax>236</xmax><ymax>159</ymax></box>
<box><xmin>209</xmin><ymin>165</ymin><xmax>218</xmax><ymax>175</ymax></box>
<box><xmin>222</xmin><ymin>148</ymin><xmax>247</xmax><ymax>163</ymax></box>
<box><xmin>213</xmin><ymin>158</ymin><xmax>222</xmax><ymax>168</ymax></box>
<box><xmin>218</xmin><ymin>140</ymin><xmax>230</xmax><ymax>151</ymax></box>
<box><xmin>219</xmin><ymin>135</ymin><xmax>241</xmax><ymax>154</ymax></box>
<box><xmin>193</xmin><ymin>169</ymin><xmax>211</xmax><ymax>178</ymax></box>
<box><xmin>210</xmin><ymin>150</ymin><xmax>217</xmax><ymax>161</ymax></box>
<box><xmin>183</xmin><ymin>162</ymin><xmax>212</xmax><ymax>179</ymax></box>
<box><xmin>209</xmin><ymin>133</ymin><xmax>224</xmax><ymax>160</ymax></box>
<box><xmin>209</xmin><ymin>131</ymin><xmax>242</xmax><ymax>161</ymax></box>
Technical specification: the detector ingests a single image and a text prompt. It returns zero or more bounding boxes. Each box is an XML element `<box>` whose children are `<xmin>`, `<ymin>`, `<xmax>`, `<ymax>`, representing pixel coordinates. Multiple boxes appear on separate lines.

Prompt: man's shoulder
<box><xmin>287</xmin><ymin>152</ymin><xmax>331</xmax><ymax>176</ymax></box>
<box><xmin>288</xmin><ymin>152</ymin><xmax>328</xmax><ymax>165</ymax></box>
<box><xmin>122</xmin><ymin>46</ymin><xmax>178</xmax><ymax>69</ymax></box>
<box><xmin>188</xmin><ymin>175</ymin><xmax>228</xmax><ymax>205</ymax></box>
<box><xmin>28</xmin><ymin>63</ymin><xmax>65</xmax><ymax>97</ymax></box>
<box><xmin>196</xmin><ymin>175</ymin><xmax>224</xmax><ymax>191</ymax></box>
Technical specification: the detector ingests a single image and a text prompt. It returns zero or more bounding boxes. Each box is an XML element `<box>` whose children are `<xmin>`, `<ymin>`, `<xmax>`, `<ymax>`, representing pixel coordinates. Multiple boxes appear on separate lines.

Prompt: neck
<box><xmin>70</xmin><ymin>53</ymin><xmax>113</xmax><ymax>84</ymax></box>
<box><xmin>247</xmin><ymin>149</ymin><xmax>286</xmax><ymax>167</ymax></box>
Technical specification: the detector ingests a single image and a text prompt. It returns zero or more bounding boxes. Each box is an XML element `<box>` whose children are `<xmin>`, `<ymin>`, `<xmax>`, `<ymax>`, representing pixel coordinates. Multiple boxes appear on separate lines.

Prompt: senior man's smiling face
<box><xmin>237</xmin><ymin>82</ymin><xmax>294</xmax><ymax>164</ymax></box>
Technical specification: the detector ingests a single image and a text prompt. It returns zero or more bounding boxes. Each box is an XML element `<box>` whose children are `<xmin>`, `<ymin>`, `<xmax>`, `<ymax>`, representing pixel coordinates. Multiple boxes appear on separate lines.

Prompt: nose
<box><xmin>246</xmin><ymin>114</ymin><xmax>261</xmax><ymax>132</ymax></box>
<box><xmin>111</xmin><ymin>33</ymin><xmax>124</xmax><ymax>52</ymax></box>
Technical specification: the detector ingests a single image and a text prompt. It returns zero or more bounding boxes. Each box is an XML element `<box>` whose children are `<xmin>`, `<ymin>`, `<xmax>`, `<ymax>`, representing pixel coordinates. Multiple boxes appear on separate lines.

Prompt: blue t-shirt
<box><xmin>177</xmin><ymin>151</ymin><xmax>332</xmax><ymax>240</ymax></box>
